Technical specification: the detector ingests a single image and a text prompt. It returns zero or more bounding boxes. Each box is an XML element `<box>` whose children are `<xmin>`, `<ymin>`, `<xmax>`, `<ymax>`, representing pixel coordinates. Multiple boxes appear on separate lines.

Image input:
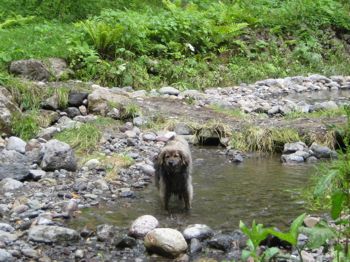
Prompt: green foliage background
<box><xmin>1</xmin><ymin>0</ymin><xmax>350</xmax><ymax>89</ymax></box>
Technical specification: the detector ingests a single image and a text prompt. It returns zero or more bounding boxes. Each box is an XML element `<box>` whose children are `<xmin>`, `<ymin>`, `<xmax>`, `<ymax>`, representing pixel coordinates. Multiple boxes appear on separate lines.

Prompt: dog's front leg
<box><xmin>159</xmin><ymin>181</ymin><xmax>171</xmax><ymax>210</ymax></box>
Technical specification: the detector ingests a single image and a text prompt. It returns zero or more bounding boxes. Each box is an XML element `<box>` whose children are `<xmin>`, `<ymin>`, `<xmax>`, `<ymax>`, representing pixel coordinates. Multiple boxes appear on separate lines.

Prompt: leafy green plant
<box><xmin>80</xmin><ymin>20</ymin><xmax>124</xmax><ymax>59</ymax></box>
<box><xmin>240</xmin><ymin>220</ymin><xmax>280</xmax><ymax>261</ymax></box>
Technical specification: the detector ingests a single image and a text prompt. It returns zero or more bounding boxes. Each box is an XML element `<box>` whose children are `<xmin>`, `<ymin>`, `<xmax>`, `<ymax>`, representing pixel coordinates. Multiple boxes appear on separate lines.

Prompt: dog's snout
<box><xmin>168</xmin><ymin>160</ymin><xmax>175</xmax><ymax>166</ymax></box>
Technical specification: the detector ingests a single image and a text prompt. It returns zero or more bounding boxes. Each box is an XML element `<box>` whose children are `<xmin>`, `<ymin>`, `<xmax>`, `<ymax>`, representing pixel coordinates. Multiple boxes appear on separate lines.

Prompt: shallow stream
<box><xmin>71</xmin><ymin>147</ymin><xmax>318</xmax><ymax>231</ymax></box>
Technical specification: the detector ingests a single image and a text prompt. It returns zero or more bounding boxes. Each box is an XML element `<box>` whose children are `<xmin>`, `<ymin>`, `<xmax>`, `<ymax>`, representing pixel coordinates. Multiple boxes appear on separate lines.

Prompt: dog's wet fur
<box><xmin>154</xmin><ymin>136</ymin><xmax>193</xmax><ymax>210</ymax></box>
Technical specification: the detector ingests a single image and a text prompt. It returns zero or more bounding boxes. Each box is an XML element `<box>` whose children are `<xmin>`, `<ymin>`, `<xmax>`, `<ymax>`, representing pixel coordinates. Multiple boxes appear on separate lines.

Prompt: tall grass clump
<box><xmin>230</xmin><ymin>126</ymin><xmax>300</xmax><ymax>152</ymax></box>
<box><xmin>53</xmin><ymin>123</ymin><xmax>102</xmax><ymax>154</ymax></box>
<box><xmin>11</xmin><ymin>111</ymin><xmax>40</xmax><ymax>141</ymax></box>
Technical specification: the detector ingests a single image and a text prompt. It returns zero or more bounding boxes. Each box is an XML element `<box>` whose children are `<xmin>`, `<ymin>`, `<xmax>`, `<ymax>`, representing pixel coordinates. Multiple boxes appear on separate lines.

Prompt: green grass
<box><xmin>0</xmin><ymin>22</ymin><xmax>76</xmax><ymax>69</ymax></box>
<box><xmin>11</xmin><ymin>110</ymin><xmax>40</xmax><ymax>141</ymax></box>
<box><xmin>0</xmin><ymin>0</ymin><xmax>349</xmax><ymax>90</ymax></box>
<box><xmin>230</xmin><ymin>126</ymin><xmax>301</xmax><ymax>152</ymax></box>
<box><xmin>209</xmin><ymin>104</ymin><xmax>248</xmax><ymax>119</ymax></box>
<box><xmin>53</xmin><ymin>123</ymin><xmax>102</xmax><ymax>154</ymax></box>
<box><xmin>285</xmin><ymin>107</ymin><xmax>347</xmax><ymax>120</ymax></box>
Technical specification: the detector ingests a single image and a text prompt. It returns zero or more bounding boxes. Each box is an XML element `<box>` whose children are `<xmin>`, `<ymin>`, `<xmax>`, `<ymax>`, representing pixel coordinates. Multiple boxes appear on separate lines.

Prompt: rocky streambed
<box><xmin>0</xmin><ymin>59</ymin><xmax>349</xmax><ymax>261</ymax></box>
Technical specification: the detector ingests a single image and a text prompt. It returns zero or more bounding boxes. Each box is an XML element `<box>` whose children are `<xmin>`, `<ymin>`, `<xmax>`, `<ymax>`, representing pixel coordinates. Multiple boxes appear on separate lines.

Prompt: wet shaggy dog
<box><xmin>154</xmin><ymin>136</ymin><xmax>193</xmax><ymax>210</ymax></box>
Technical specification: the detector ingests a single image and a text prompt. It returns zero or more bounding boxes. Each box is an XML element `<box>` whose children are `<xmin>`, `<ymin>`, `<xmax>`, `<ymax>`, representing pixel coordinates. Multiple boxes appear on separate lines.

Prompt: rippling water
<box><xmin>71</xmin><ymin>147</ymin><xmax>317</xmax><ymax>231</ymax></box>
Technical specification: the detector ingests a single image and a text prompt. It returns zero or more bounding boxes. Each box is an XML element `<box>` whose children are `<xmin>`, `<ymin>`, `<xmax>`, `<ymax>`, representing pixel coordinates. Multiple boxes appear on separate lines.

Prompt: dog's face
<box><xmin>164</xmin><ymin>150</ymin><xmax>182</xmax><ymax>167</ymax></box>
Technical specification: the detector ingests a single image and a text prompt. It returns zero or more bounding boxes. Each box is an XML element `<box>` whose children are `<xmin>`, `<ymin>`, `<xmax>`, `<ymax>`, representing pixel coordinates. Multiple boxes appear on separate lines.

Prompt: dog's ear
<box><xmin>180</xmin><ymin>150</ymin><xmax>190</xmax><ymax>166</ymax></box>
<box><xmin>157</xmin><ymin>150</ymin><xmax>165</xmax><ymax>165</ymax></box>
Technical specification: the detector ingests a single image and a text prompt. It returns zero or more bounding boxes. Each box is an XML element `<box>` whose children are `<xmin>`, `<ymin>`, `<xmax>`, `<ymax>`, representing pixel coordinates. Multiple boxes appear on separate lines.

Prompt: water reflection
<box><xmin>71</xmin><ymin>147</ymin><xmax>317</xmax><ymax>230</ymax></box>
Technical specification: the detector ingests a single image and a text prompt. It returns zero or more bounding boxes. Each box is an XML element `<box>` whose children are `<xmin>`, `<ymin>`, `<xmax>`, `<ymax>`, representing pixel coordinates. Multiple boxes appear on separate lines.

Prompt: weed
<box><xmin>285</xmin><ymin>107</ymin><xmax>346</xmax><ymax>120</ymax></box>
<box><xmin>230</xmin><ymin>126</ymin><xmax>300</xmax><ymax>152</ymax></box>
<box><xmin>11</xmin><ymin>111</ymin><xmax>40</xmax><ymax>141</ymax></box>
<box><xmin>104</xmin><ymin>153</ymin><xmax>135</xmax><ymax>181</ymax></box>
<box><xmin>209</xmin><ymin>104</ymin><xmax>248</xmax><ymax>119</ymax></box>
<box><xmin>53</xmin><ymin>123</ymin><xmax>101</xmax><ymax>154</ymax></box>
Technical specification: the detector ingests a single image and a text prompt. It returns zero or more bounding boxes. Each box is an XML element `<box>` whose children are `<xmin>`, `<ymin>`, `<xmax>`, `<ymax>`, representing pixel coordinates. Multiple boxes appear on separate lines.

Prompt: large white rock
<box><xmin>144</xmin><ymin>228</ymin><xmax>188</xmax><ymax>258</ymax></box>
<box><xmin>129</xmin><ymin>215</ymin><xmax>159</xmax><ymax>238</ymax></box>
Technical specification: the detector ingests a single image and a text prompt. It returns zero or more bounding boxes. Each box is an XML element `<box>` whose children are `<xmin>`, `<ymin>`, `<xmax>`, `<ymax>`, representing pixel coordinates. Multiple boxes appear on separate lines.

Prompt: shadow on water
<box><xmin>70</xmin><ymin>147</ymin><xmax>317</xmax><ymax>231</ymax></box>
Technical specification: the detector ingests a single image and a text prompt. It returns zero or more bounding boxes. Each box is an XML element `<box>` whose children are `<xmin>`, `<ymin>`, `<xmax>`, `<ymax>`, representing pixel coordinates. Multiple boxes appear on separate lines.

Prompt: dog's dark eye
<box><xmin>165</xmin><ymin>155</ymin><xmax>170</xmax><ymax>158</ymax></box>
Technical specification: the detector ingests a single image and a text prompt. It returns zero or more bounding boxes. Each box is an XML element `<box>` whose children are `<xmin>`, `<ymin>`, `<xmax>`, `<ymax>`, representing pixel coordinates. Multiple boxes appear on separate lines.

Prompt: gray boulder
<box><xmin>0</xmin><ymin>87</ymin><xmax>21</xmax><ymax>135</ymax></box>
<box><xmin>129</xmin><ymin>215</ymin><xmax>159</xmax><ymax>238</ymax></box>
<box><xmin>28</xmin><ymin>225</ymin><xmax>80</xmax><ymax>243</ymax></box>
<box><xmin>283</xmin><ymin>142</ymin><xmax>308</xmax><ymax>154</ymax></box>
<box><xmin>144</xmin><ymin>228</ymin><xmax>188</xmax><ymax>258</ymax></box>
<box><xmin>159</xmin><ymin>86</ymin><xmax>180</xmax><ymax>96</ymax></box>
<box><xmin>41</xmin><ymin>139</ymin><xmax>77</xmax><ymax>171</ymax></box>
<box><xmin>9</xmin><ymin>59</ymin><xmax>50</xmax><ymax>81</ymax></box>
<box><xmin>68</xmin><ymin>91</ymin><xmax>89</xmax><ymax>107</ymax></box>
<box><xmin>281</xmin><ymin>153</ymin><xmax>305</xmax><ymax>164</ymax></box>
<box><xmin>0</xmin><ymin>230</ymin><xmax>18</xmax><ymax>243</ymax></box>
<box><xmin>88</xmin><ymin>86</ymin><xmax>131</xmax><ymax>116</ymax></box>
<box><xmin>0</xmin><ymin>178</ymin><xmax>23</xmax><ymax>191</ymax></box>
<box><xmin>0</xmin><ymin>150</ymin><xmax>31</xmax><ymax>181</ymax></box>
<box><xmin>0</xmin><ymin>249</ymin><xmax>14</xmax><ymax>262</ymax></box>
<box><xmin>174</xmin><ymin>123</ymin><xmax>192</xmax><ymax>135</ymax></box>
<box><xmin>47</xmin><ymin>58</ymin><xmax>72</xmax><ymax>80</ymax></box>
<box><xmin>6</xmin><ymin>136</ymin><xmax>26</xmax><ymax>154</ymax></box>
<box><xmin>310</xmin><ymin>143</ymin><xmax>337</xmax><ymax>159</ymax></box>
<box><xmin>182</xmin><ymin>224</ymin><xmax>213</xmax><ymax>240</ymax></box>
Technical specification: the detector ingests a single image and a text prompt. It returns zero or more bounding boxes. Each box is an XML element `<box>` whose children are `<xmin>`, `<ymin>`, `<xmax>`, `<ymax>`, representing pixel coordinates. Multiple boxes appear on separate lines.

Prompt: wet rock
<box><xmin>283</xmin><ymin>142</ymin><xmax>308</xmax><ymax>154</ymax></box>
<box><xmin>189</xmin><ymin>238</ymin><xmax>202</xmax><ymax>254</ymax></box>
<box><xmin>6</xmin><ymin>136</ymin><xmax>26</xmax><ymax>154</ymax></box>
<box><xmin>75</xmin><ymin>249</ymin><xmax>84</xmax><ymax>259</ymax></box>
<box><xmin>144</xmin><ymin>228</ymin><xmax>188</xmax><ymax>258</ymax></box>
<box><xmin>306</xmin><ymin>156</ymin><xmax>318</xmax><ymax>163</ymax></box>
<box><xmin>281</xmin><ymin>153</ymin><xmax>305</xmax><ymax>164</ymax></box>
<box><xmin>28</xmin><ymin>225</ymin><xmax>80</xmax><ymax>243</ymax></box>
<box><xmin>129</xmin><ymin>215</ymin><xmax>159</xmax><ymax>238</ymax></box>
<box><xmin>97</xmin><ymin>224</ymin><xmax>115</xmax><ymax>242</ymax></box>
<box><xmin>0</xmin><ymin>230</ymin><xmax>18</xmax><ymax>242</ymax></box>
<box><xmin>115</xmin><ymin>234</ymin><xmax>137</xmax><ymax>248</ymax></box>
<box><xmin>0</xmin><ymin>87</ymin><xmax>21</xmax><ymax>135</ymax></box>
<box><xmin>41</xmin><ymin>139</ymin><xmax>77</xmax><ymax>171</ymax></box>
<box><xmin>68</xmin><ymin>91</ymin><xmax>89</xmax><ymax>107</ymax></box>
<box><xmin>9</xmin><ymin>59</ymin><xmax>50</xmax><ymax>81</ymax></box>
<box><xmin>0</xmin><ymin>178</ymin><xmax>23</xmax><ymax>191</ymax></box>
<box><xmin>159</xmin><ymin>86</ymin><xmax>180</xmax><ymax>96</ymax></box>
<box><xmin>65</xmin><ymin>107</ymin><xmax>81</xmax><ymax>118</ymax></box>
<box><xmin>0</xmin><ymin>249</ymin><xmax>14</xmax><ymax>262</ymax></box>
<box><xmin>231</xmin><ymin>154</ymin><xmax>244</xmax><ymax>163</ymax></box>
<box><xmin>182</xmin><ymin>224</ymin><xmax>213</xmax><ymax>240</ymax></box>
<box><xmin>310</xmin><ymin>143</ymin><xmax>337</xmax><ymax>159</ymax></box>
<box><xmin>208</xmin><ymin>233</ymin><xmax>234</xmax><ymax>251</ymax></box>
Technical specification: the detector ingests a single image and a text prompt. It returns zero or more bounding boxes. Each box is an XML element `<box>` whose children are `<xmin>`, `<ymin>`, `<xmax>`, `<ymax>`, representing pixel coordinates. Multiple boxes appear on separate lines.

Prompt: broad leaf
<box><xmin>299</xmin><ymin>222</ymin><xmax>336</xmax><ymax>249</ymax></box>
<box><xmin>264</xmin><ymin>247</ymin><xmax>280</xmax><ymax>260</ymax></box>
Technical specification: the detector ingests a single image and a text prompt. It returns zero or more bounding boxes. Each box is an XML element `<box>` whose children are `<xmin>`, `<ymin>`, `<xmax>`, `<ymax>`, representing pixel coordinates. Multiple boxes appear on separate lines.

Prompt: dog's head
<box><xmin>158</xmin><ymin>149</ymin><xmax>189</xmax><ymax>169</ymax></box>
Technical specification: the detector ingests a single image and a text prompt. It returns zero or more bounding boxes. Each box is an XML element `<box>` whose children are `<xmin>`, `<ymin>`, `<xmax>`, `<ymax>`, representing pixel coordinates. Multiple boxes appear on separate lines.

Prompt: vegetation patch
<box><xmin>285</xmin><ymin>107</ymin><xmax>347</xmax><ymax>120</ymax></box>
<box><xmin>53</xmin><ymin>123</ymin><xmax>102</xmax><ymax>154</ymax></box>
<box><xmin>230</xmin><ymin>126</ymin><xmax>300</xmax><ymax>152</ymax></box>
<box><xmin>11</xmin><ymin>111</ymin><xmax>40</xmax><ymax>141</ymax></box>
<box><xmin>104</xmin><ymin>153</ymin><xmax>135</xmax><ymax>181</ymax></box>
